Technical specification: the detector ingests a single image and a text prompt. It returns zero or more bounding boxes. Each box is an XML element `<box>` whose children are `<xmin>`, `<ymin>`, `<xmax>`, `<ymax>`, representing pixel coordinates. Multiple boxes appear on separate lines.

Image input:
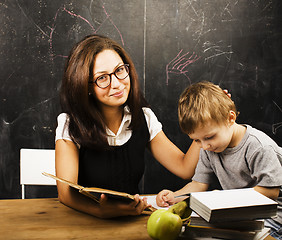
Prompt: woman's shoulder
<box><xmin>142</xmin><ymin>107</ymin><xmax>162</xmax><ymax>141</ymax></box>
<box><xmin>142</xmin><ymin>107</ymin><xmax>155</xmax><ymax>116</ymax></box>
<box><xmin>56</xmin><ymin>113</ymin><xmax>72</xmax><ymax>142</ymax></box>
<box><xmin>57</xmin><ymin>112</ymin><xmax>69</xmax><ymax>122</ymax></box>
<box><xmin>142</xmin><ymin>107</ymin><xmax>159</xmax><ymax>123</ymax></box>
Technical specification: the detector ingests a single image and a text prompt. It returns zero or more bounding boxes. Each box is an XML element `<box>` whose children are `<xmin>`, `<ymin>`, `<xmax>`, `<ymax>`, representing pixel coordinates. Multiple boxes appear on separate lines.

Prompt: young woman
<box><xmin>55</xmin><ymin>34</ymin><xmax>200</xmax><ymax>218</ymax></box>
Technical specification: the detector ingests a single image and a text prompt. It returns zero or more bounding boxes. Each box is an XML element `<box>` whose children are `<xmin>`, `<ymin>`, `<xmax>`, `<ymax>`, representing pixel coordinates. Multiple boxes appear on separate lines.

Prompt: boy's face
<box><xmin>188</xmin><ymin>120</ymin><xmax>234</xmax><ymax>153</ymax></box>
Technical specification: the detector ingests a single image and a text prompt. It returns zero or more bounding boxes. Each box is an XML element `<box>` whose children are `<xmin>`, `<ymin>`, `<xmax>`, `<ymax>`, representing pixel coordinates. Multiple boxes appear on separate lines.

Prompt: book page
<box><xmin>142</xmin><ymin>195</ymin><xmax>169</xmax><ymax>210</ymax></box>
<box><xmin>191</xmin><ymin>188</ymin><xmax>277</xmax><ymax>210</ymax></box>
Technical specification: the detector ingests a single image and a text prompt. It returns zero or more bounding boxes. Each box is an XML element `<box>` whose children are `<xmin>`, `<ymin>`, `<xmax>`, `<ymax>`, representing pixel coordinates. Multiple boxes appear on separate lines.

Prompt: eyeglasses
<box><xmin>89</xmin><ymin>64</ymin><xmax>130</xmax><ymax>89</ymax></box>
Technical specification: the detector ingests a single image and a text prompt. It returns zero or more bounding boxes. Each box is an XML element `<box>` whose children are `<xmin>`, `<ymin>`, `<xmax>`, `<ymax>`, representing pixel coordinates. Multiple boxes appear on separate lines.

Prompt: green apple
<box><xmin>147</xmin><ymin>209</ymin><xmax>182</xmax><ymax>240</ymax></box>
<box><xmin>168</xmin><ymin>200</ymin><xmax>192</xmax><ymax>219</ymax></box>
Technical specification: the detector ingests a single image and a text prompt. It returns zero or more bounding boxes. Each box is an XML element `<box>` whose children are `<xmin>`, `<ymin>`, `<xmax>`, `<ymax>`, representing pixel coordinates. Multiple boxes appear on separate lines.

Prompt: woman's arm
<box><xmin>55</xmin><ymin>139</ymin><xmax>148</xmax><ymax>218</ymax></box>
<box><xmin>149</xmin><ymin>131</ymin><xmax>200</xmax><ymax>179</ymax></box>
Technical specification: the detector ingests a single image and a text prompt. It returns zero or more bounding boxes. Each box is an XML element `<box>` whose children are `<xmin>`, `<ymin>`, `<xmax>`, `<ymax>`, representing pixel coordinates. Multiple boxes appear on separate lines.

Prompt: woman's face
<box><xmin>91</xmin><ymin>49</ymin><xmax>130</xmax><ymax>110</ymax></box>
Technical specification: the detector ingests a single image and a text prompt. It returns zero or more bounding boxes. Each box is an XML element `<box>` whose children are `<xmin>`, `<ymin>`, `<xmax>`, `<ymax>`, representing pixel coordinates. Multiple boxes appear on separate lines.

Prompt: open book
<box><xmin>43</xmin><ymin>172</ymin><xmax>138</xmax><ymax>203</ymax></box>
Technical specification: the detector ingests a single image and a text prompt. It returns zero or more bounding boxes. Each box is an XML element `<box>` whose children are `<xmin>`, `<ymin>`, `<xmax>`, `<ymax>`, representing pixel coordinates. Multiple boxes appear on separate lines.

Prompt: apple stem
<box><xmin>181</xmin><ymin>216</ymin><xmax>191</xmax><ymax>223</ymax></box>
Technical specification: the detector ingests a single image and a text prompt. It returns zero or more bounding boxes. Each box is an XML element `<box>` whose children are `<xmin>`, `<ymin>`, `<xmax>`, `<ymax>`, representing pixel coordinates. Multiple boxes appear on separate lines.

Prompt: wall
<box><xmin>0</xmin><ymin>0</ymin><xmax>281</xmax><ymax>198</ymax></box>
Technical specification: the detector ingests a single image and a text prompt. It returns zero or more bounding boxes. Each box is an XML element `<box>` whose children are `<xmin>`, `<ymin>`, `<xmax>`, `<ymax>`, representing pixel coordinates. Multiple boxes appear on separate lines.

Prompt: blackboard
<box><xmin>0</xmin><ymin>0</ymin><xmax>281</xmax><ymax>198</ymax></box>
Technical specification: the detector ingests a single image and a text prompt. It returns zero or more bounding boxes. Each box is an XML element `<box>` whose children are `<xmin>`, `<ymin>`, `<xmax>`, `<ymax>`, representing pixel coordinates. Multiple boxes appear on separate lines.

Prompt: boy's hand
<box><xmin>156</xmin><ymin>189</ymin><xmax>176</xmax><ymax>207</ymax></box>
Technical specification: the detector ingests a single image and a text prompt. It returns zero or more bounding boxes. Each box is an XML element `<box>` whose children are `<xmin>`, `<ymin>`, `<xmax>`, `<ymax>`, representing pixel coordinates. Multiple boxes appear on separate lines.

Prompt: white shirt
<box><xmin>55</xmin><ymin>106</ymin><xmax>162</xmax><ymax>146</ymax></box>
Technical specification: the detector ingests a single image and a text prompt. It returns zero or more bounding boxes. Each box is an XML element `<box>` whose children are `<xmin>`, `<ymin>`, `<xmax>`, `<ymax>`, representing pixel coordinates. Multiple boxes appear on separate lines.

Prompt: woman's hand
<box><xmin>97</xmin><ymin>194</ymin><xmax>149</xmax><ymax>218</ymax></box>
<box><xmin>156</xmin><ymin>189</ymin><xmax>176</xmax><ymax>207</ymax></box>
<box><xmin>223</xmin><ymin>89</ymin><xmax>231</xmax><ymax>98</ymax></box>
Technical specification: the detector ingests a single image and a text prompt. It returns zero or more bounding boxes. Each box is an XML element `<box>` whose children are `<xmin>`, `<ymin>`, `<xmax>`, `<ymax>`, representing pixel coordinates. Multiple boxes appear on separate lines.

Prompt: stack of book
<box><xmin>181</xmin><ymin>212</ymin><xmax>270</xmax><ymax>240</ymax></box>
<box><xmin>181</xmin><ymin>188</ymin><xmax>277</xmax><ymax>240</ymax></box>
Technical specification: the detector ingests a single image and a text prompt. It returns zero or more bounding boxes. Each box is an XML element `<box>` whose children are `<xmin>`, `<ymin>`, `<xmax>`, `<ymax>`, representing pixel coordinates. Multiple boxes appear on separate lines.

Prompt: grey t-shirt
<box><xmin>192</xmin><ymin>124</ymin><xmax>282</xmax><ymax>224</ymax></box>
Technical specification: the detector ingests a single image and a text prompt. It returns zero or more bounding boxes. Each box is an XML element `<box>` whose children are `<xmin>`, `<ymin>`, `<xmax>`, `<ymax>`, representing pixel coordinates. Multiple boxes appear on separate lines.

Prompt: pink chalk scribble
<box><xmin>166</xmin><ymin>50</ymin><xmax>200</xmax><ymax>85</ymax></box>
<box><xmin>48</xmin><ymin>4</ymin><xmax>124</xmax><ymax>59</ymax></box>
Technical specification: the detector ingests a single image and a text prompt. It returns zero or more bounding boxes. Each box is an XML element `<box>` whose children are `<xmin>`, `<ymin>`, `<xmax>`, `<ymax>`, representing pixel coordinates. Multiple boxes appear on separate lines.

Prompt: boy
<box><xmin>156</xmin><ymin>81</ymin><xmax>282</xmax><ymax>239</ymax></box>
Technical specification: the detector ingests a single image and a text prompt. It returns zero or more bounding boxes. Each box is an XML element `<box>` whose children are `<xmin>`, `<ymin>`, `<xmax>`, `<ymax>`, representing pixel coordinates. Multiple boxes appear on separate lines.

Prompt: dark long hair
<box><xmin>60</xmin><ymin>35</ymin><xmax>148</xmax><ymax>149</ymax></box>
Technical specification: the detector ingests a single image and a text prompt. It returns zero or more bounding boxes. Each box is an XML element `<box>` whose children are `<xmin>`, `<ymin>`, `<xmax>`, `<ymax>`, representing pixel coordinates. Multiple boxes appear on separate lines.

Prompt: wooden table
<box><xmin>0</xmin><ymin>198</ymin><xmax>151</xmax><ymax>240</ymax></box>
<box><xmin>0</xmin><ymin>198</ymin><xmax>275</xmax><ymax>240</ymax></box>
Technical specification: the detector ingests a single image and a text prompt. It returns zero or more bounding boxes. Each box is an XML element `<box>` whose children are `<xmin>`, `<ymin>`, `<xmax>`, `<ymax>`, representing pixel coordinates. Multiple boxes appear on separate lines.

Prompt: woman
<box><xmin>55</xmin><ymin>34</ymin><xmax>200</xmax><ymax>218</ymax></box>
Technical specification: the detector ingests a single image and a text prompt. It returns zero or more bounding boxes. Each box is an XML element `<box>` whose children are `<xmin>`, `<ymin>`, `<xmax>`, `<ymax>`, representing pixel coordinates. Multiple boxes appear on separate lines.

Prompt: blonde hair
<box><xmin>178</xmin><ymin>81</ymin><xmax>238</xmax><ymax>134</ymax></box>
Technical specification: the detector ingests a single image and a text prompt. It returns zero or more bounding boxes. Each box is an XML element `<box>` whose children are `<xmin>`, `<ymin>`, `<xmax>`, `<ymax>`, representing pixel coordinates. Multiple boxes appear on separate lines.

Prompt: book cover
<box><xmin>43</xmin><ymin>173</ymin><xmax>157</xmax><ymax>214</ymax></box>
<box><xmin>190</xmin><ymin>188</ymin><xmax>277</xmax><ymax>223</ymax></box>
<box><xmin>43</xmin><ymin>172</ymin><xmax>135</xmax><ymax>203</ymax></box>
<box><xmin>182</xmin><ymin>225</ymin><xmax>270</xmax><ymax>240</ymax></box>
<box><xmin>188</xmin><ymin>211</ymin><xmax>264</xmax><ymax>232</ymax></box>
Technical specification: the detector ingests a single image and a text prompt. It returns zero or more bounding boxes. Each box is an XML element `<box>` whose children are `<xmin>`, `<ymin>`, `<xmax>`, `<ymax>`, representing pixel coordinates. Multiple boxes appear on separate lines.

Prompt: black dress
<box><xmin>78</xmin><ymin>113</ymin><xmax>149</xmax><ymax>194</ymax></box>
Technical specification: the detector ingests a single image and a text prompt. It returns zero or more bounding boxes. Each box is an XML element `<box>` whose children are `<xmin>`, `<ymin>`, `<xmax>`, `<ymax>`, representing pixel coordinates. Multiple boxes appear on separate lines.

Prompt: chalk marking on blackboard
<box><xmin>221</xmin><ymin>2</ymin><xmax>232</xmax><ymax>18</ymax></box>
<box><xmin>273</xmin><ymin>123</ymin><xmax>282</xmax><ymax>135</ymax></box>
<box><xmin>203</xmin><ymin>42</ymin><xmax>233</xmax><ymax>62</ymax></box>
<box><xmin>262</xmin><ymin>2</ymin><xmax>272</xmax><ymax>12</ymax></box>
<box><xmin>48</xmin><ymin>3</ymin><xmax>125</xmax><ymax>60</ymax></box>
<box><xmin>166</xmin><ymin>50</ymin><xmax>200</xmax><ymax>85</ymax></box>
<box><xmin>203</xmin><ymin>45</ymin><xmax>221</xmax><ymax>53</ymax></box>
<box><xmin>62</xmin><ymin>7</ymin><xmax>96</xmax><ymax>33</ymax></box>
<box><xmin>186</xmin><ymin>0</ymin><xmax>199</xmax><ymax>17</ymax></box>
<box><xmin>205</xmin><ymin>50</ymin><xmax>233</xmax><ymax>61</ymax></box>
<box><xmin>16</xmin><ymin>3</ymin><xmax>66</xmax><ymax>60</ymax></box>
<box><xmin>0</xmin><ymin>2</ymin><xmax>8</xmax><ymax>8</ymax></box>
<box><xmin>203</xmin><ymin>38</ymin><xmax>233</xmax><ymax>62</ymax></box>
<box><xmin>2</xmin><ymin>97</ymin><xmax>56</xmax><ymax>126</ymax></box>
<box><xmin>101</xmin><ymin>5</ymin><xmax>124</xmax><ymax>46</ymax></box>
<box><xmin>5</xmin><ymin>70</ymin><xmax>16</xmax><ymax>83</ymax></box>
<box><xmin>193</xmin><ymin>12</ymin><xmax>205</xmax><ymax>42</ymax></box>
<box><xmin>143</xmin><ymin>0</ymin><xmax>147</xmax><ymax>96</ymax></box>
<box><xmin>16</xmin><ymin>2</ymin><xmax>125</xmax><ymax>60</ymax></box>
<box><xmin>272</xmin><ymin>101</ymin><xmax>282</xmax><ymax>135</ymax></box>
<box><xmin>89</xmin><ymin>0</ymin><xmax>94</xmax><ymax>15</ymax></box>
<box><xmin>48</xmin><ymin>7</ymin><xmax>61</xmax><ymax>59</ymax></box>
<box><xmin>16</xmin><ymin>0</ymin><xmax>49</xmax><ymax>38</ymax></box>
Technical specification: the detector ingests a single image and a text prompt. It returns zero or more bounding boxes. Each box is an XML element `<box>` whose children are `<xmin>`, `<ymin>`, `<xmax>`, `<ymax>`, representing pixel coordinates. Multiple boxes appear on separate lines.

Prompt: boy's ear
<box><xmin>228</xmin><ymin>110</ymin><xmax>236</xmax><ymax>125</ymax></box>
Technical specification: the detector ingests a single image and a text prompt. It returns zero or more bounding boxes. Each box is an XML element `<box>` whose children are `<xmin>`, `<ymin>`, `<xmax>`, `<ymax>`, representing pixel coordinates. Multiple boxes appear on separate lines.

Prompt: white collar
<box><xmin>106</xmin><ymin>106</ymin><xmax>131</xmax><ymax>137</ymax></box>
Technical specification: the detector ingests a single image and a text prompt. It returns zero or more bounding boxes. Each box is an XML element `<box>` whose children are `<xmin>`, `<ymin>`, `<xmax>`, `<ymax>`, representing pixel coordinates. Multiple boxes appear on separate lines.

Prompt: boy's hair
<box><xmin>178</xmin><ymin>81</ymin><xmax>238</xmax><ymax>134</ymax></box>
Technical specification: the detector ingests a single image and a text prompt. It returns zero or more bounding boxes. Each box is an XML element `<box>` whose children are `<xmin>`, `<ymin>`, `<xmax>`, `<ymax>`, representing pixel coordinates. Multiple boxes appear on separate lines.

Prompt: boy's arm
<box><xmin>254</xmin><ymin>185</ymin><xmax>280</xmax><ymax>201</ymax></box>
<box><xmin>174</xmin><ymin>180</ymin><xmax>209</xmax><ymax>199</ymax></box>
<box><xmin>248</xmin><ymin>146</ymin><xmax>281</xmax><ymax>201</ymax></box>
<box><xmin>156</xmin><ymin>181</ymin><xmax>209</xmax><ymax>207</ymax></box>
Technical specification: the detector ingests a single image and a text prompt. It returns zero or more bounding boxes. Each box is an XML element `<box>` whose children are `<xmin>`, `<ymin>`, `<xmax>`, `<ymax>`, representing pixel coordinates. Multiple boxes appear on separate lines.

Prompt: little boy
<box><xmin>156</xmin><ymin>81</ymin><xmax>282</xmax><ymax>239</ymax></box>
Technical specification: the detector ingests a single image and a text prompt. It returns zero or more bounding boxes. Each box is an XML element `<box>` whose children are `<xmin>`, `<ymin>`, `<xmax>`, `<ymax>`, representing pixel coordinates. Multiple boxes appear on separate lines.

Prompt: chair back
<box><xmin>20</xmin><ymin>148</ymin><xmax>56</xmax><ymax>199</ymax></box>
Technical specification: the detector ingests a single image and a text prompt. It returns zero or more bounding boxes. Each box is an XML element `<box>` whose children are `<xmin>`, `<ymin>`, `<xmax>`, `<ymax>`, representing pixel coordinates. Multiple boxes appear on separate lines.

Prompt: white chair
<box><xmin>20</xmin><ymin>148</ymin><xmax>56</xmax><ymax>199</ymax></box>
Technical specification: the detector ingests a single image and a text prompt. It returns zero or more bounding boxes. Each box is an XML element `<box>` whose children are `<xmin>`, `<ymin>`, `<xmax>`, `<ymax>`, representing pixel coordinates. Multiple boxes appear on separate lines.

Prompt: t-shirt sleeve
<box><xmin>192</xmin><ymin>149</ymin><xmax>217</xmax><ymax>185</ymax></box>
<box><xmin>55</xmin><ymin>113</ymin><xmax>73</xmax><ymax>142</ymax></box>
<box><xmin>248</xmin><ymin>145</ymin><xmax>282</xmax><ymax>187</ymax></box>
<box><xmin>142</xmin><ymin>107</ymin><xmax>162</xmax><ymax>142</ymax></box>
